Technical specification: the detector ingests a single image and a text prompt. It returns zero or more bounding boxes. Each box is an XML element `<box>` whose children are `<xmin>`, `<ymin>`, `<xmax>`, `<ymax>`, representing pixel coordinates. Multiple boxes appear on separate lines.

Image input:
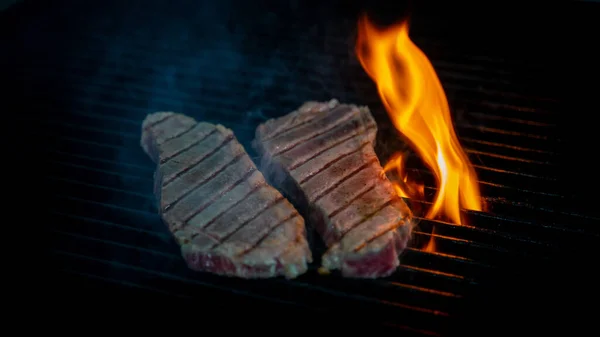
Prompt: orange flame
<box><xmin>356</xmin><ymin>16</ymin><xmax>482</xmax><ymax>232</ymax></box>
<box><xmin>423</xmin><ymin>228</ymin><xmax>436</xmax><ymax>253</ymax></box>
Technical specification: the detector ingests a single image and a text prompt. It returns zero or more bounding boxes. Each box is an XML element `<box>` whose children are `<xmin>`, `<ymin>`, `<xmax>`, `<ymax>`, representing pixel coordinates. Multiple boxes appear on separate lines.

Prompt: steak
<box><xmin>253</xmin><ymin>99</ymin><xmax>413</xmax><ymax>278</ymax></box>
<box><xmin>140</xmin><ymin>112</ymin><xmax>312</xmax><ymax>279</ymax></box>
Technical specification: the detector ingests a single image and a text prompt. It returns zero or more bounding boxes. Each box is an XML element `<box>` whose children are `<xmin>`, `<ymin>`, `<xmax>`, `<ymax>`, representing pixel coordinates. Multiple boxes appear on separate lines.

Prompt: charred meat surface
<box><xmin>140</xmin><ymin>112</ymin><xmax>312</xmax><ymax>279</ymax></box>
<box><xmin>253</xmin><ymin>99</ymin><xmax>413</xmax><ymax>278</ymax></box>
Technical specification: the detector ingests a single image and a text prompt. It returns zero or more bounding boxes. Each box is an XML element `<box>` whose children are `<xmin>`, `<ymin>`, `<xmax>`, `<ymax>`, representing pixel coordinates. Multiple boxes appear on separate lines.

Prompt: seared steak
<box><xmin>141</xmin><ymin>112</ymin><xmax>312</xmax><ymax>279</ymax></box>
<box><xmin>253</xmin><ymin>99</ymin><xmax>413</xmax><ymax>278</ymax></box>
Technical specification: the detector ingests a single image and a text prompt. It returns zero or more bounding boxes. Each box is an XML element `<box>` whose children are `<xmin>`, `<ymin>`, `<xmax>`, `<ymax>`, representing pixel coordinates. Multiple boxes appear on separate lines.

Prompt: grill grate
<box><xmin>7</xmin><ymin>0</ymin><xmax>599</xmax><ymax>334</ymax></box>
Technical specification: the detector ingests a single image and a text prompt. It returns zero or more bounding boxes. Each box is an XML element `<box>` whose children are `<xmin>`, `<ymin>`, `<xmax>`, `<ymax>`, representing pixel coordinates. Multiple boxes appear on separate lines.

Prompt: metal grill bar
<box><xmin>43</xmin><ymin>158</ymin><xmax>597</xmax><ymax>259</ymax></box>
<box><xmin>19</xmin><ymin>71</ymin><xmax>559</xmax><ymax>138</ymax></box>
<box><xmin>23</xmin><ymin>103</ymin><xmax>557</xmax><ymax>171</ymax></box>
<box><xmin>27</xmin><ymin>114</ymin><xmax>555</xmax><ymax>168</ymax></box>
<box><xmin>9</xmin><ymin>0</ymin><xmax>599</xmax><ymax>334</ymax></box>
<box><xmin>30</xmin><ymin>123</ymin><xmax>598</xmax><ymax>239</ymax></box>
<box><xmin>18</xmin><ymin>52</ymin><xmax>561</xmax><ymax>108</ymax></box>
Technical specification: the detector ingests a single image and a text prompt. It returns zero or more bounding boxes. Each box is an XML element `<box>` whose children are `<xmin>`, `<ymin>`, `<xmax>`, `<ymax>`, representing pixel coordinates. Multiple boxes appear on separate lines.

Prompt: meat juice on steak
<box><xmin>140</xmin><ymin>112</ymin><xmax>312</xmax><ymax>279</ymax></box>
<box><xmin>253</xmin><ymin>99</ymin><xmax>413</xmax><ymax>278</ymax></box>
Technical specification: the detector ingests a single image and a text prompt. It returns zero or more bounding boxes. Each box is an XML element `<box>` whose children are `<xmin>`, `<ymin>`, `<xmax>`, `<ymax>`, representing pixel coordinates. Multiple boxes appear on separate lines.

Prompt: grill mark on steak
<box><xmin>260</xmin><ymin>109</ymin><xmax>329</xmax><ymax>142</ymax></box>
<box><xmin>218</xmin><ymin>197</ymin><xmax>299</xmax><ymax>254</ymax></box>
<box><xmin>162</xmin><ymin>135</ymin><xmax>235</xmax><ymax>187</ymax></box>
<box><xmin>261</xmin><ymin>118</ymin><xmax>314</xmax><ymax>143</ymax></box>
<box><xmin>160</xmin><ymin>130</ymin><xmax>235</xmax><ymax>186</ymax></box>
<box><xmin>142</xmin><ymin>113</ymin><xmax>311</xmax><ymax>279</ymax></box>
<box><xmin>253</xmin><ymin>100</ymin><xmax>413</xmax><ymax>278</ymax></box>
<box><xmin>158</xmin><ymin>123</ymin><xmax>216</xmax><ymax>160</ymax></box>
<box><xmin>238</xmin><ymin>213</ymin><xmax>301</xmax><ymax>256</ymax></box>
<box><xmin>336</xmin><ymin>201</ymin><xmax>411</xmax><ymax>251</ymax></box>
<box><xmin>328</xmin><ymin>183</ymin><xmax>378</xmax><ymax>219</ymax></box>
<box><xmin>209</xmin><ymin>197</ymin><xmax>287</xmax><ymax>249</ymax></box>
<box><xmin>205</xmin><ymin>188</ymin><xmax>283</xmax><ymax>239</ymax></box>
<box><xmin>297</xmin><ymin>142</ymin><xmax>371</xmax><ymax>185</ymax></box>
<box><xmin>300</xmin><ymin>145</ymin><xmax>376</xmax><ymax>202</ymax></box>
<box><xmin>159</xmin><ymin>122</ymin><xmax>199</xmax><ymax>144</ymax></box>
<box><xmin>314</xmin><ymin>163</ymin><xmax>382</xmax><ymax>219</ymax></box>
<box><xmin>353</xmin><ymin>212</ymin><xmax>410</xmax><ymax>252</ymax></box>
<box><xmin>144</xmin><ymin>113</ymin><xmax>175</xmax><ymax>131</ymax></box>
<box><xmin>312</xmin><ymin>157</ymin><xmax>378</xmax><ymax>204</ymax></box>
<box><xmin>325</xmin><ymin>180</ymin><xmax>399</xmax><ymax>242</ymax></box>
<box><xmin>266</xmin><ymin>105</ymin><xmax>355</xmax><ymax>156</ymax></box>
<box><xmin>162</xmin><ymin>153</ymin><xmax>245</xmax><ymax>210</ymax></box>
<box><xmin>153</xmin><ymin>115</ymin><xmax>198</xmax><ymax>147</ymax></box>
<box><xmin>185</xmin><ymin>170</ymin><xmax>265</xmax><ymax>230</ymax></box>
<box><xmin>188</xmin><ymin>230</ymin><xmax>220</xmax><ymax>243</ymax></box>
<box><xmin>273</xmin><ymin>108</ymin><xmax>359</xmax><ymax>157</ymax></box>
<box><xmin>190</xmin><ymin>179</ymin><xmax>266</xmax><ymax>229</ymax></box>
<box><xmin>181</xmin><ymin>168</ymin><xmax>259</xmax><ymax>223</ymax></box>
<box><xmin>159</xmin><ymin>128</ymin><xmax>219</xmax><ymax>164</ymax></box>
<box><xmin>287</xmin><ymin>125</ymin><xmax>376</xmax><ymax>171</ymax></box>
<box><xmin>162</xmin><ymin>155</ymin><xmax>256</xmax><ymax>224</ymax></box>
<box><xmin>337</xmin><ymin>198</ymin><xmax>396</xmax><ymax>242</ymax></box>
<box><xmin>259</xmin><ymin>100</ymin><xmax>340</xmax><ymax>142</ymax></box>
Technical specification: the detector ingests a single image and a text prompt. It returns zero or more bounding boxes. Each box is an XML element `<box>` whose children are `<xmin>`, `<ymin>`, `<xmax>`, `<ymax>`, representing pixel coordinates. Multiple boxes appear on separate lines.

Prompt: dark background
<box><xmin>3</xmin><ymin>0</ymin><xmax>598</xmax><ymax>333</ymax></box>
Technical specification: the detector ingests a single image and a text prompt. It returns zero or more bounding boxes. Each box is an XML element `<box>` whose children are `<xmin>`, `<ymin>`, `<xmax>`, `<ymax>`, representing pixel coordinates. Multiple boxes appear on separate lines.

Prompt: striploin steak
<box><xmin>253</xmin><ymin>99</ymin><xmax>413</xmax><ymax>278</ymax></box>
<box><xmin>141</xmin><ymin>112</ymin><xmax>312</xmax><ymax>279</ymax></box>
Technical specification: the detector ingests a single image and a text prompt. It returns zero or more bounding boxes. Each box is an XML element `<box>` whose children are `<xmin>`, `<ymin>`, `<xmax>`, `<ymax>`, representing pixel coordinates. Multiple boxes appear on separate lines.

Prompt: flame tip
<box><xmin>355</xmin><ymin>15</ymin><xmax>482</xmax><ymax>250</ymax></box>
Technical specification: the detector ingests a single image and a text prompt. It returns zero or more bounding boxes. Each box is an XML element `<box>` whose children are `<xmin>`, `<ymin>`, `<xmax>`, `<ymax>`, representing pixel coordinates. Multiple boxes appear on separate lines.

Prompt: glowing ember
<box><xmin>356</xmin><ymin>16</ymin><xmax>483</xmax><ymax>250</ymax></box>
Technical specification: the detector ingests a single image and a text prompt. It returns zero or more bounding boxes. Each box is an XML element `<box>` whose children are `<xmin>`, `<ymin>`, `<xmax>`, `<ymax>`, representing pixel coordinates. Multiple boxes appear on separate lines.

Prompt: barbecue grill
<box><xmin>8</xmin><ymin>0</ymin><xmax>599</xmax><ymax>334</ymax></box>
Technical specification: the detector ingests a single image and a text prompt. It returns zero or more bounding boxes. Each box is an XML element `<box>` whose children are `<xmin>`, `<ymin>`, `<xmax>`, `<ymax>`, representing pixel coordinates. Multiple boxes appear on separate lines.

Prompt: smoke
<box><xmin>35</xmin><ymin>0</ymin><xmax>417</xmax><ymax>277</ymax></box>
